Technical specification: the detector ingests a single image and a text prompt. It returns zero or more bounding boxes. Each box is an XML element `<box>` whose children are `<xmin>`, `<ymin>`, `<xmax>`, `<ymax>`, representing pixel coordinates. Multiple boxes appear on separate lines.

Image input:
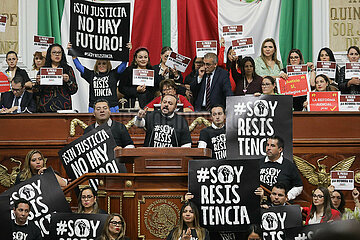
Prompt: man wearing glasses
<box><xmin>0</xmin><ymin>76</ymin><xmax>36</xmax><ymax>113</ymax></box>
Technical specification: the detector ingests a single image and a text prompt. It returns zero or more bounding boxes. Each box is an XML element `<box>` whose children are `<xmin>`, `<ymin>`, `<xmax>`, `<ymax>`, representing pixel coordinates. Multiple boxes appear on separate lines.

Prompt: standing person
<box><xmin>34</xmin><ymin>43</ymin><xmax>78</xmax><ymax>112</ymax></box>
<box><xmin>184</xmin><ymin>56</ymin><xmax>204</xmax><ymax>103</ymax></box>
<box><xmin>68</xmin><ymin>43</ymin><xmax>131</xmax><ymax>113</ymax></box>
<box><xmin>28</xmin><ymin>52</ymin><xmax>46</xmax><ymax>83</ymax></box>
<box><xmin>254</xmin><ymin>38</ymin><xmax>287</xmax><ymax>79</ymax></box>
<box><xmin>5</xmin><ymin>51</ymin><xmax>32</xmax><ymax>89</ymax></box>
<box><xmin>97</xmin><ymin>214</ymin><xmax>129</xmax><ymax>240</ymax></box>
<box><xmin>153</xmin><ymin>46</ymin><xmax>183</xmax><ymax>85</ymax></box>
<box><xmin>118</xmin><ymin>47</ymin><xmax>159</xmax><ymax>108</ymax></box>
<box><xmin>14</xmin><ymin>149</ymin><xmax>67</xmax><ymax>187</ymax></box>
<box><xmin>12</xmin><ymin>199</ymin><xmax>43</xmax><ymax>240</ymax></box>
<box><xmin>166</xmin><ymin>201</ymin><xmax>210</xmax><ymax>240</ymax></box>
<box><xmin>192</xmin><ymin>52</ymin><xmax>233</xmax><ymax>111</ymax></box>
<box><xmin>77</xmin><ymin>186</ymin><xmax>106</xmax><ymax>214</ymax></box>
<box><xmin>338</xmin><ymin>46</ymin><xmax>360</xmax><ymax>94</ymax></box>
<box><xmin>302</xmin><ymin>187</ymin><xmax>341</xmax><ymax>225</ymax></box>
<box><xmin>259</xmin><ymin>136</ymin><xmax>303</xmax><ymax>201</ymax></box>
<box><xmin>198</xmin><ymin>104</ymin><xmax>226</xmax><ymax>160</ymax></box>
<box><xmin>316</xmin><ymin>47</ymin><xmax>340</xmax><ymax>87</ymax></box>
<box><xmin>233</xmin><ymin>56</ymin><xmax>262</xmax><ymax>95</ymax></box>
<box><xmin>135</xmin><ymin>94</ymin><xmax>192</xmax><ymax>147</ymax></box>
<box><xmin>0</xmin><ymin>76</ymin><xmax>36</xmax><ymax>113</ymax></box>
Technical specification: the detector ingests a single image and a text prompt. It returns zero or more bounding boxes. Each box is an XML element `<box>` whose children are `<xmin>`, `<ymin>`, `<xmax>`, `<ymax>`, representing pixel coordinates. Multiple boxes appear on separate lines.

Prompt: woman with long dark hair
<box><xmin>338</xmin><ymin>46</ymin><xmax>360</xmax><ymax>94</ymax></box>
<box><xmin>166</xmin><ymin>201</ymin><xmax>209</xmax><ymax>240</ymax></box>
<box><xmin>34</xmin><ymin>43</ymin><xmax>78</xmax><ymax>112</ymax></box>
<box><xmin>232</xmin><ymin>56</ymin><xmax>262</xmax><ymax>95</ymax></box>
<box><xmin>302</xmin><ymin>186</ymin><xmax>341</xmax><ymax>225</ymax></box>
<box><xmin>316</xmin><ymin>47</ymin><xmax>340</xmax><ymax>88</ymax></box>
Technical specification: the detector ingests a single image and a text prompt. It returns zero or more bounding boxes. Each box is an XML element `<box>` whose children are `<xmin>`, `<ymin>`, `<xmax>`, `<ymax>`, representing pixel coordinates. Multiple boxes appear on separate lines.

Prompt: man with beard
<box><xmin>135</xmin><ymin>94</ymin><xmax>192</xmax><ymax>147</ymax></box>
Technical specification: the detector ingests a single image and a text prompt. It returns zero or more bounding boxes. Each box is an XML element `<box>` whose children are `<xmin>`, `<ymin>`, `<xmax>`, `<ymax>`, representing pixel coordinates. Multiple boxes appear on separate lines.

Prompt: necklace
<box><xmin>243</xmin><ymin>77</ymin><xmax>253</xmax><ymax>94</ymax></box>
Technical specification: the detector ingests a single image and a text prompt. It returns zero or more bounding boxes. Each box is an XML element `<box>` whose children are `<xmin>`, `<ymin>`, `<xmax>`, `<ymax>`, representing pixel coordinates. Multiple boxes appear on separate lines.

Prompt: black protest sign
<box><xmin>226</xmin><ymin>95</ymin><xmax>293</xmax><ymax>160</ymax></box>
<box><xmin>285</xmin><ymin>223</ymin><xmax>328</xmax><ymax>240</ymax></box>
<box><xmin>261</xmin><ymin>205</ymin><xmax>302</xmax><ymax>240</ymax></box>
<box><xmin>0</xmin><ymin>195</ymin><xmax>12</xmax><ymax>240</ymax></box>
<box><xmin>59</xmin><ymin>124</ymin><xmax>120</xmax><ymax>190</ymax></box>
<box><xmin>46</xmin><ymin>212</ymin><xmax>108</xmax><ymax>240</ymax></box>
<box><xmin>0</xmin><ymin>168</ymin><xmax>71</xmax><ymax>237</ymax></box>
<box><xmin>70</xmin><ymin>0</ymin><xmax>130</xmax><ymax>61</ymax></box>
<box><xmin>189</xmin><ymin>159</ymin><xmax>260</xmax><ymax>232</ymax></box>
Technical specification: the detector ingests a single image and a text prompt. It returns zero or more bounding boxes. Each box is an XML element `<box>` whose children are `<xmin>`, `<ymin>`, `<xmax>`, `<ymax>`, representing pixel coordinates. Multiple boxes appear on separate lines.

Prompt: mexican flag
<box><xmin>38</xmin><ymin>0</ymin><xmax>311</xmax><ymax>112</ymax></box>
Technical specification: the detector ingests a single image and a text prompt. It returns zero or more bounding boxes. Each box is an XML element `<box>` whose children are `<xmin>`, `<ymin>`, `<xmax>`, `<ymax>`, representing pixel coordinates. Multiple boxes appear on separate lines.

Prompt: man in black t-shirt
<box><xmin>12</xmin><ymin>199</ymin><xmax>42</xmax><ymax>240</ymax></box>
<box><xmin>259</xmin><ymin>135</ymin><xmax>303</xmax><ymax>201</ymax></box>
<box><xmin>198</xmin><ymin>104</ymin><xmax>226</xmax><ymax>159</ymax></box>
<box><xmin>135</xmin><ymin>94</ymin><xmax>192</xmax><ymax>147</ymax></box>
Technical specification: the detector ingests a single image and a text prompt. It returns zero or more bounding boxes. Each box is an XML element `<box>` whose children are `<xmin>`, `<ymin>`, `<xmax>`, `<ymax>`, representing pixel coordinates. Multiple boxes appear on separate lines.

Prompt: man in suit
<box><xmin>0</xmin><ymin>76</ymin><xmax>36</xmax><ymax>113</ymax></box>
<box><xmin>192</xmin><ymin>52</ymin><xmax>233</xmax><ymax>111</ymax></box>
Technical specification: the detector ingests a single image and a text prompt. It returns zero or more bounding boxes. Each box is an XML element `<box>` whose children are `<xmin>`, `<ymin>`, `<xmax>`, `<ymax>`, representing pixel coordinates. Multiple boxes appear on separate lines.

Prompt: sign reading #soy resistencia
<box><xmin>189</xmin><ymin>159</ymin><xmax>260</xmax><ymax>232</ymax></box>
<box><xmin>226</xmin><ymin>95</ymin><xmax>293</xmax><ymax>161</ymax></box>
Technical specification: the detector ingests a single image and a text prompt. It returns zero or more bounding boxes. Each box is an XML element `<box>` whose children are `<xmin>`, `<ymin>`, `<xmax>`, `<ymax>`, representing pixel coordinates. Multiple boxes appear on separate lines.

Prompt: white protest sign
<box><xmin>196</xmin><ymin>40</ymin><xmax>217</xmax><ymax>58</ymax></box>
<box><xmin>40</xmin><ymin>68</ymin><xmax>63</xmax><ymax>85</ymax></box>
<box><xmin>331</xmin><ymin>171</ymin><xmax>354</xmax><ymax>190</ymax></box>
<box><xmin>231</xmin><ymin>37</ymin><xmax>255</xmax><ymax>56</ymax></box>
<box><xmin>132</xmin><ymin>69</ymin><xmax>154</xmax><ymax>87</ymax></box>
<box><xmin>165</xmin><ymin>52</ymin><xmax>191</xmax><ymax>73</ymax></box>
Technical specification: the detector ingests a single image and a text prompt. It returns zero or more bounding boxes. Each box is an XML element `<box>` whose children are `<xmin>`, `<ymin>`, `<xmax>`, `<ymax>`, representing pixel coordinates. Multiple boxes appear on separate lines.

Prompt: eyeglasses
<box><xmin>262</xmin><ymin>83</ymin><xmax>272</xmax><ymax>86</ymax></box>
<box><xmin>110</xmin><ymin>221</ymin><xmax>123</xmax><ymax>226</ymax></box>
<box><xmin>313</xmin><ymin>194</ymin><xmax>324</xmax><ymax>199</ymax></box>
<box><xmin>35</xmin><ymin>57</ymin><xmax>43</xmax><ymax>60</ymax></box>
<box><xmin>81</xmin><ymin>195</ymin><xmax>94</xmax><ymax>200</ymax></box>
<box><xmin>51</xmin><ymin>51</ymin><xmax>62</xmax><ymax>56</ymax></box>
<box><xmin>12</xmin><ymin>88</ymin><xmax>23</xmax><ymax>92</ymax></box>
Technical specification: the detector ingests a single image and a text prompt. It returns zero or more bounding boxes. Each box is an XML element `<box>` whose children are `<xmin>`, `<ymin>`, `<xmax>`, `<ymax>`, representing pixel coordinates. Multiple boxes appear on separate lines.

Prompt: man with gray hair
<box><xmin>192</xmin><ymin>52</ymin><xmax>233</xmax><ymax>111</ymax></box>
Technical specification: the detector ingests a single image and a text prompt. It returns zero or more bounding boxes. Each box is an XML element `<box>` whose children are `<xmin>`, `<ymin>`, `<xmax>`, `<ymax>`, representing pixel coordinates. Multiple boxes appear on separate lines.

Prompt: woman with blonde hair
<box><xmin>97</xmin><ymin>213</ymin><xmax>129</xmax><ymax>240</ymax></box>
<box><xmin>166</xmin><ymin>201</ymin><xmax>209</xmax><ymax>240</ymax></box>
<box><xmin>15</xmin><ymin>149</ymin><xmax>67</xmax><ymax>187</ymax></box>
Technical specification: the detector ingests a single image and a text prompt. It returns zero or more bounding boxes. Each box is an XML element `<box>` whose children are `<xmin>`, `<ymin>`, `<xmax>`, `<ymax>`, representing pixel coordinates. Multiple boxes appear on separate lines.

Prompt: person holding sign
<box><xmin>5</xmin><ymin>51</ymin><xmax>32</xmax><ymax>89</ymax></box>
<box><xmin>232</xmin><ymin>56</ymin><xmax>262</xmax><ymax>95</ymax></box>
<box><xmin>184</xmin><ymin>56</ymin><xmax>204</xmax><ymax>103</ymax></box>
<box><xmin>166</xmin><ymin>201</ymin><xmax>210</xmax><ymax>240</ymax></box>
<box><xmin>135</xmin><ymin>94</ymin><xmax>192</xmax><ymax>147</ymax></box>
<box><xmin>316</xmin><ymin>47</ymin><xmax>340</xmax><ymax>88</ymax></box>
<box><xmin>0</xmin><ymin>76</ymin><xmax>36</xmax><ymax>113</ymax></box>
<box><xmin>14</xmin><ymin>149</ymin><xmax>67</xmax><ymax>187</ymax></box>
<box><xmin>254</xmin><ymin>38</ymin><xmax>287</xmax><ymax>79</ymax></box>
<box><xmin>198</xmin><ymin>104</ymin><xmax>226</xmax><ymax>159</ymax></box>
<box><xmin>12</xmin><ymin>199</ymin><xmax>43</xmax><ymax>240</ymax></box>
<box><xmin>97</xmin><ymin>213</ymin><xmax>129</xmax><ymax>240</ymax></box>
<box><xmin>118</xmin><ymin>47</ymin><xmax>159</xmax><ymax>108</ymax></box>
<box><xmin>192</xmin><ymin>52</ymin><xmax>233</xmax><ymax>111</ymax></box>
<box><xmin>258</xmin><ymin>182</ymin><xmax>288</xmax><ymax>209</ymax></box>
<box><xmin>259</xmin><ymin>136</ymin><xmax>303</xmax><ymax>201</ymax></box>
<box><xmin>77</xmin><ymin>186</ymin><xmax>106</xmax><ymax>214</ymax></box>
<box><xmin>302</xmin><ymin>186</ymin><xmax>341</xmax><ymax>225</ymax></box>
<box><xmin>339</xmin><ymin>46</ymin><xmax>360</xmax><ymax>94</ymax></box>
<box><xmin>29</xmin><ymin>52</ymin><xmax>46</xmax><ymax>84</ymax></box>
<box><xmin>33</xmin><ymin>43</ymin><xmax>78</xmax><ymax>112</ymax></box>
<box><xmin>146</xmin><ymin>79</ymin><xmax>194</xmax><ymax>112</ymax></box>
<box><xmin>68</xmin><ymin>42</ymin><xmax>131</xmax><ymax>113</ymax></box>
<box><xmin>328</xmin><ymin>185</ymin><xmax>360</xmax><ymax>220</ymax></box>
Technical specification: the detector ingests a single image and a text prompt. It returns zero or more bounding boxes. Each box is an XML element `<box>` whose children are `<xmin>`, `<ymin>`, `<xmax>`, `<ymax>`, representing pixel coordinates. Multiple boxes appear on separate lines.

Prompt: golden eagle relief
<box><xmin>293</xmin><ymin>155</ymin><xmax>355</xmax><ymax>187</ymax></box>
<box><xmin>0</xmin><ymin>158</ymin><xmax>22</xmax><ymax>188</ymax></box>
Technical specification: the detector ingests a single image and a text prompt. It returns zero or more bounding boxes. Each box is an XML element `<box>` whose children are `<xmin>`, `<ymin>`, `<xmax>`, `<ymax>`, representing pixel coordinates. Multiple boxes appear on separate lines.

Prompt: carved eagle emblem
<box><xmin>0</xmin><ymin>158</ymin><xmax>22</xmax><ymax>188</ymax></box>
<box><xmin>293</xmin><ymin>155</ymin><xmax>355</xmax><ymax>187</ymax></box>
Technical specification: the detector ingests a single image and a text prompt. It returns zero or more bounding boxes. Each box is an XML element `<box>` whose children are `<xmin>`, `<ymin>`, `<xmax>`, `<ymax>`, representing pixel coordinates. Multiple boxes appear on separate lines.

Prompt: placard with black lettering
<box><xmin>331</xmin><ymin>170</ymin><xmax>354</xmax><ymax>190</ymax></box>
<box><xmin>232</xmin><ymin>37</ymin><xmax>255</xmax><ymax>56</ymax></box>
<box><xmin>286</xmin><ymin>65</ymin><xmax>308</xmax><ymax>77</ymax></box>
<box><xmin>58</xmin><ymin>124</ymin><xmax>121</xmax><ymax>191</ymax></box>
<box><xmin>261</xmin><ymin>205</ymin><xmax>302</xmax><ymax>240</ymax></box>
<box><xmin>285</xmin><ymin>223</ymin><xmax>328</xmax><ymax>240</ymax></box>
<box><xmin>0</xmin><ymin>15</ymin><xmax>7</xmax><ymax>32</ymax></box>
<box><xmin>33</xmin><ymin>35</ymin><xmax>55</xmax><ymax>52</ymax></box>
<box><xmin>0</xmin><ymin>168</ymin><xmax>71</xmax><ymax>237</ymax></box>
<box><xmin>188</xmin><ymin>159</ymin><xmax>260</xmax><ymax>232</ymax></box>
<box><xmin>165</xmin><ymin>52</ymin><xmax>191</xmax><ymax>72</ymax></box>
<box><xmin>316</xmin><ymin>61</ymin><xmax>336</xmax><ymax>79</ymax></box>
<box><xmin>196</xmin><ymin>40</ymin><xmax>217</xmax><ymax>58</ymax></box>
<box><xmin>46</xmin><ymin>213</ymin><xmax>108</xmax><ymax>240</ymax></box>
<box><xmin>226</xmin><ymin>95</ymin><xmax>293</xmax><ymax>160</ymax></box>
<box><xmin>0</xmin><ymin>196</ymin><xmax>12</xmax><ymax>240</ymax></box>
<box><xmin>340</xmin><ymin>94</ymin><xmax>360</xmax><ymax>111</ymax></box>
<box><xmin>345</xmin><ymin>62</ymin><xmax>360</xmax><ymax>79</ymax></box>
<box><xmin>132</xmin><ymin>69</ymin><xmax>155</xmax><ymax>87</ymax></box>
<box><xmin>69</xmin><ymin>0</ymin><xmax>130</xmax><ymax>60</ymax></box>
<box><xmin>40</xmin><ymin>68</ymin><xmax>63</xmax><ymax>85</ymax></box>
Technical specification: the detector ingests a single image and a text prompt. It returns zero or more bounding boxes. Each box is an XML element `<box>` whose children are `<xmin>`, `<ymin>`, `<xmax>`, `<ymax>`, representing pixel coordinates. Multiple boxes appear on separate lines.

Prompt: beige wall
<box><xmin>0</xmin><ymin>0</ymin><xmax>18</xmax><ymax>54</ymax></box>
<box><xmin>329</xmin><ymin>0</ymin><xmax>360</xmax><ymax>52</ymax></box>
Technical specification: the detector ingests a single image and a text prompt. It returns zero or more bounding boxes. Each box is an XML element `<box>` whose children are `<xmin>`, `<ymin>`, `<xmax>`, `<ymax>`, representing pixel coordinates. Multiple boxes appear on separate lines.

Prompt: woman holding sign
<box><xmin>34</xmin><ymin>43</ymin><xmax>78</xmax><ymax>112</ymax></box>
<box><xmin>166</xmin><ymin>201</ymin><xmax>210</xmax><ymax>240</ymax></box>
<box><xmin>338</xmin><ymin>46</ymin><xmax>360</xmax><ymax>94</ymax></box>
<box><xmin>118</xmin><ymin>47</ymin><xmax>159</xmax><ymax>108</ymax></box>
<box><xmin>315</xmin><ymin>47</ymin><xmax>340</xmax><ymax>88</ymax></box>
<box><xmin>97</xmin><ymin>213</ymin><xmax>129</xmax><ymax>240</ymax></box>
<box><xmin>67</xmin><ymin>42</ymin><xmax>131</xmax><ymax>113</ymax></box>
<box><xmin>302</xmin><ymin>186</ymin><xmax>341</xmax><ymax>225</ymax></box>
<box><xmin>254</xmin><ymin>38</ymin><xmax>287</xmax><ymax>79</ymax></box>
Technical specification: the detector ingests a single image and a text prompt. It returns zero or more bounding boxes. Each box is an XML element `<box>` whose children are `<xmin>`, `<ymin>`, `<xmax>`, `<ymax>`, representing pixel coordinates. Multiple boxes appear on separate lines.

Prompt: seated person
<box><xmin>97</xmin><ymin>213</ymin><xmax>129</xmax><ymax>240</ymax></box>
<box><xmin>0</xmin><ymin>76</ymin><xmax>36</xmax><ymax>113</ymax></box>
<box><xmin>146</xmin><ymin>79</ymin><xmax>194</xmax><ymax>112</ymax></box>
<box><xmin>77</xmin><ymin>186</ymin><xmax>106</xmax><ymax>214</ymax></box>
<box><xmin>256</xmin><ymin>182</ymin><xmax>288</xmax><ymax>208</ymax></box>
<box><xmin>15</xmin><ymin>149</ymin><xmax>67</xmax><ymax>187</ymax></box>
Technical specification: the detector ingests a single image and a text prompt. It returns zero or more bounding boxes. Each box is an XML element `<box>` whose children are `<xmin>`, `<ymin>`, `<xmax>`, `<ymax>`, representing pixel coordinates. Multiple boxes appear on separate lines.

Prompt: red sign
<box><xmin>0</xmin><ymin>72</ymin><xmax>10</xmax><ymax>93</ymax></box>
<box><xmin>277</xmin><ymin>74</ymin><xmax>310</xmax><ymax>97</ymax></box>
<box><xmin>308</xmin><ymin>91</ymin><xmax>340</xmax><ymax>111</ymax></box>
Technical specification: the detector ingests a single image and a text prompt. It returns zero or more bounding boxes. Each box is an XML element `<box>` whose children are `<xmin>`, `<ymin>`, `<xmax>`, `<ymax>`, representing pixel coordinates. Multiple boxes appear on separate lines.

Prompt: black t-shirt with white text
<box><xmin>12</xmin><ymin>221</ymin><xmax>42</xmax><ymax>240</ymax></box>
<box><xmin>199</xmin><ymin>126</ymin><xmax>226</xmax><ymax>160</ymax></box>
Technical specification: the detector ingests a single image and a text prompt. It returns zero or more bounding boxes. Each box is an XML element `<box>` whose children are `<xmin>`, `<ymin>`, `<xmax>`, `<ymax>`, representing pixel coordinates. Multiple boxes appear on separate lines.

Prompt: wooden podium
<box><xmin>116</xmin><ymin>147</ymin><xmax>212</xmax><ymax>173</ymax></box>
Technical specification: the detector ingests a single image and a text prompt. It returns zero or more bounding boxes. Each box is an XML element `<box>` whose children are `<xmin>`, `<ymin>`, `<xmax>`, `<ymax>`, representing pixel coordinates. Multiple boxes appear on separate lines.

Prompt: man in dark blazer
<box><xmin>192</xmin><ymin>52</ymin><xmax>233</xmax><ymax>111</ymax></box>
<box><xmin>0</xmin><ymin>76</ymin><xmax>36</xmax><ymax>113</ymax></box>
